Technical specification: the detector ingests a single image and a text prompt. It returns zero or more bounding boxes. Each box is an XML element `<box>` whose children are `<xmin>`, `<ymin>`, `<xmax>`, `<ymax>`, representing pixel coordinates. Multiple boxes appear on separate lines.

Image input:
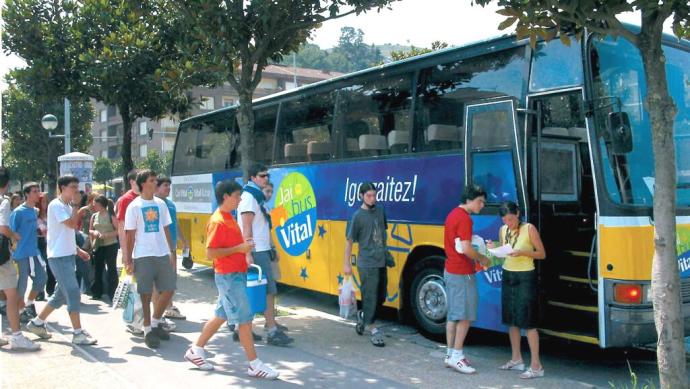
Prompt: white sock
<box><xmin>32</xmin><ymin>317</ymin><xmax>45</xmax><ymax>326</ymax></box>
<box><xmin>74</xmin><ymin>328</ymin><xmax>83</xmax><ymax>335</ymax></box>
<box><xmin>446</xmin><ymin>348</ymin><xmax>455</xmax><ymax>357</ymax></box>
<box><xmin>151</xmin><ymin>318</ymin><xmax>160</xmax><ymax>328</ymax></box>
<box><xmin>452</xmin><ymin>349</ymin><xmax>464</xmax><ymax>360</ymax></box>
<box><xmin>192</xmin><ymin>345</ymin><xmax>204</xmax><ymax>355</ymax></box>
<box><xmin>27</xmin><ymin>300</ymin><xmax>34</xmax><ymax>306</ymax></box>
<box><xmin>370</xmin><ymin>328</ymin><xmax>379</xmax><ymax>335</ymax></box>
<box><xmin>11</xmin><ymin>331</ymin><xmax>21</xmax><ymax>338</ymax></box>
<box><xmin>249</xmin><ymin>359</ymin><xmax>261</xmax><ymax>369</ymax></box>
<box><xmin>144</xmin><ymin>326</ymin><xmax>152</xmax><ymax>335</ymax></box>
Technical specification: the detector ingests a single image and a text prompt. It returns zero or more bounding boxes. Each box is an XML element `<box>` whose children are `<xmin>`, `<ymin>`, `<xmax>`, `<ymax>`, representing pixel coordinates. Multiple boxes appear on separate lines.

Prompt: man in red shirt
<box><xmin>115</xmin><ymin>170</ymin><xmax>140</xmax><ymax>261</ymax></box>
<box><xmin>443</xmin><ymin>185</ymin><xmax>490</xmax><ymax>374</ymax></box>
<box><xmin>184</xmin><ymin>180</ymin><xmax>279</xmax><ymax>380</ymax></box>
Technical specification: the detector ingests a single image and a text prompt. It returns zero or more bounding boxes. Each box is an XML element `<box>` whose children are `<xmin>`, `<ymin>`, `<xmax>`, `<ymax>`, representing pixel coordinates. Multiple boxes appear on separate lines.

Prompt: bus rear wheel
<box><xmin>409</xmin><ymin>257</ymin><xmax>447</xmax><ymax>336</ymax></box>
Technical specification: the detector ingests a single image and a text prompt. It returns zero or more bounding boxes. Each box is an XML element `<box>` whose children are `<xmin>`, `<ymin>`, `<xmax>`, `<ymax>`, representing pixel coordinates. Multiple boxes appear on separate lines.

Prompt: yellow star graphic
<box><xmin>145</xmin><ymin>208</ymin><xmax>158</xmax><ymax>222</ymax></box>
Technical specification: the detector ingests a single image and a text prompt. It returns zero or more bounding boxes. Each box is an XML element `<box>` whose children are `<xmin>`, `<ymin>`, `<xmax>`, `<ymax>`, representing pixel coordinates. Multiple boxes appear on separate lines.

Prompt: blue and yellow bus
<box><xmin>171</xmin><ymin>27</ymin><xmax>690</xmax><ymax>348</ymax></box>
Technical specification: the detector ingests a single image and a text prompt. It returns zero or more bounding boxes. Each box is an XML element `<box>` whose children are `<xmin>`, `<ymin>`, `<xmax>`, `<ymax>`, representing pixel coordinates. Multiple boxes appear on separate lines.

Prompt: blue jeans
<box><xmin>214</xmin><ymin>272</ymin><xmax>254</xmax><ymax>325</ymax></box>
<box><xmin>47</xmin><ymin>255</ymin><xmax>82</xmax><ymax>313</ymax></box>
<box><xmin>15</xmin><ymin>256</ymin><xmax>47</xmax><ymax>300</ymax></box>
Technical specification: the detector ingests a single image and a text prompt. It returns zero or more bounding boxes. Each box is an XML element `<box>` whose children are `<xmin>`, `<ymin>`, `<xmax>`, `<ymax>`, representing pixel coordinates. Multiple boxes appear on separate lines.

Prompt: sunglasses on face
<box><xmin>257</xmin><ymin>173</ymin><xmax>270</xmax><ymax>178</ymax></box>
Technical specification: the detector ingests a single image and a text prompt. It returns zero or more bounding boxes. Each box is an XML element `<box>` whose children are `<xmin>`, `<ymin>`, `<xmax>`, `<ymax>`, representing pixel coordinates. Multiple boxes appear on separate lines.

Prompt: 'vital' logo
<box><xmin>273</xmin><ymin>173</ymin><xmax>317</xmax><ymax>256</ymax></box>
<box><xmin>679</xmin><ymin>250</ymin><xmax>690</xmax><ymax>279</ymax></box>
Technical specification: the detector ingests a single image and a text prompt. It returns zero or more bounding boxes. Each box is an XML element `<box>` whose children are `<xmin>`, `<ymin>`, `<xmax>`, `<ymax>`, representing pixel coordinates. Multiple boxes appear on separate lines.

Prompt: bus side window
<box><xmin>336</xmin><ymin>73</ymin><xmax>413</xmax><ymax>158</ymax></box>
<box><xmin>172</xmin><ymin>114</ymin><xmax>233</xmax><ymax>175</ymax></box>
<box><xmin>252</xmin><ymin>105</ymin><xmax>278</xmax><ymax>166</ymax></box>
<box><xmin>277</xmin><ymin>92</ymin><xmax>335</xmax><ymax>164</ymax></box>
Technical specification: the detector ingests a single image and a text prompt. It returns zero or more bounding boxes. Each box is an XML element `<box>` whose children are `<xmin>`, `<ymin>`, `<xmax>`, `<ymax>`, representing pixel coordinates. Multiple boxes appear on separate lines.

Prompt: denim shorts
<box><xmin>47</xmin><ymin>255</ymin><xmax>81</xmax><ymax>313</ymax></box>
<box><xmin>15</xmin><ymin>256</ymin><xmax>48</xmax><ymax>298</ymax></box>
<box><xmin>444</xmin><ymin>271</ymin><xmax>477</xmax><ymax>322</ymax></box>
<box><xmin>214</xmin><ymin>272</ymin><xmax>254</xmax><ymax>325</ymax></box>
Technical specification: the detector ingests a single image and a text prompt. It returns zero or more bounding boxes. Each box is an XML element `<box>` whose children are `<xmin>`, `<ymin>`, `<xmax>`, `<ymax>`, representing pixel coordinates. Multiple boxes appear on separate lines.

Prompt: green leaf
<box><xmin>498</xmin><ymin>17</ymin><xmax>518</xmax><ymax>31</ymax></box>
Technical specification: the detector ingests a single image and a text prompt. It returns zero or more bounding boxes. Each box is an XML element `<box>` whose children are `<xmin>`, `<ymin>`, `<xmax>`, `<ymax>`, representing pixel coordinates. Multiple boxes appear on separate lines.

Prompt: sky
<box><xmin>0</xmin><ymin>0</ymin><xmax>670</xmax><ymax>91</ymax></box>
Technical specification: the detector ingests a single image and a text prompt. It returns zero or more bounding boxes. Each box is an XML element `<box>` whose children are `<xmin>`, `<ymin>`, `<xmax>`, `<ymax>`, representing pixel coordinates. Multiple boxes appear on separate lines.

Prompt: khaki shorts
<box><xmin>0</xmin><ymin>260</ymin><xmax>18</xmax><ymax>290</ymax></box>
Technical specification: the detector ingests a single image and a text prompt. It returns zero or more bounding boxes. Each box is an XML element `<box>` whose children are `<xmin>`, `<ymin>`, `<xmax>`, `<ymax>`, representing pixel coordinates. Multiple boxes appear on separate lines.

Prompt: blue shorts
<box><xmin>444</xmin><ymin>271</ymin><xmax>477</xmax><ymax>322</ymax></box>
<box><xmin>214</xmin><ymin>272</ymin><xmax>254</xmax><ymax>325</ymax></box>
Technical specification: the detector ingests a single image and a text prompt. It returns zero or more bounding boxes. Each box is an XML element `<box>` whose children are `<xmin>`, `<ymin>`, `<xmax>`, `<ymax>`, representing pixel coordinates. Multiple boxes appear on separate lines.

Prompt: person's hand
<box><xmin>125</xmin><ymin>260</ymin><xmax>134</xmax><ymax>275</ymax></box>
<box><xmin>77</xmin><ymin>248</ymin><xmax>90</xmax><ymax>261</ymax></box>
<box><xmin>507</xmin><ymin>250</ymin><xmax>522</xmax><ymax>257</ymax></box>
<box><xmin>238</xmin><ymin>241</ymin><xmax>254</xmax><ymax>254</ymax></box>
<box><xmin>478</xmin><ymin>255</ymin><xmax>491</xmax><ymax>268</ymax></box>
<box><xmin>343</xmin><ymin>263</ymin><xmax>352</xmax><ymax>276</ymax></box>
<box><xmin>485</xmin><ymin>240</ymin><xmax>495</xmax><ymax>249</ymax></box>
<box><xmin>246</xmin><ymin>253</ymin><xmax>254</xmax><ymax>265</ymax></box>
<box><xmin>14</xmin><ymin>233</ymin><xmax>21</xmax><ymax>241</ymax></box>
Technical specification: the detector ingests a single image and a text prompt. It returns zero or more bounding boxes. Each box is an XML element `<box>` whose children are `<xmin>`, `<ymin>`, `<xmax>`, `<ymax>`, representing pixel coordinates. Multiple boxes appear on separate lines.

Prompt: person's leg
<box><xmin>446</xmin><ymin>321</ymin><xmax>457</xmax><ymax>350</ymax></box>
<box><xmin>140</xmin><ymin>293</ymin><xmax>152</xmax><ymax>327</ymax></box>
<box><xmin>453</xmin><ymin>320</ymin><xmax>471</xmax><ymax>350</ymax></box>
<box><xmin>254</xmin><ymin>251</ymin><xmax>278</xmax><ymax>329</ymax></box>
<box><xmin>152</xmin><ymin>256</ymin><xmax>176</xmax><ymax>321</ymax></box>
<box><xmin>238</xmin><ymin>322</ymin><xmax>258</xmax><ymax>361</ymax></box>
<box><xmin>3</xmin><ymin>287</ymin><xmax>21</xmax><ymax>332</ymax></box>
<box><xmin>372</xmin><ymin>267</ymin><xmax>387</xmax><ymax>329</ymax></box>
<box><xmin>526</xmin><ymin>329</ymin><xmax>541</xmax><ymax>370</ymax></box>
<box><xmin>91</xmin><ymin>247</ymin><xmax>105</xmax><ymax>298</ymax></box>
<box><xmin>154</xmin><ymin>290</ymin><xmax>174</xmax><ymax>320</ymax></box>
<box><xmin>509</xmin><ymin>326</ymin><xmax>523</xmax><ymax>362</ymax></box>
<box><xmin>195</xmin><ymin>317</ymin><xmax>225</xmax><ymax>347</ymax></box>
<box><xmin>15</xmin><ymin>259</ymin><xmax>29</xmax><ymax>310</ymax></box>
<box><xmin>359</xmin><ymin>267</ymin><xmax>378</xmax><ymax>330</ymax></box>
<box><xmin>46</xmin><ymin>262</ymin><xmax>56</xmax><ymax>296</ymax></box>
<box><xmin>105</xmin><ymin>245</ymin><xmax>119</xmax><ymax>300</ymax></box>
<box><xmin>27</xmin><ymin>257</ymin><xmax>47</xmax><ymax>304</ymax></box>
<box><xmin>58</xmin><ymin>256</ymin><xmax>84</xmax><ymax>330</ymax></box>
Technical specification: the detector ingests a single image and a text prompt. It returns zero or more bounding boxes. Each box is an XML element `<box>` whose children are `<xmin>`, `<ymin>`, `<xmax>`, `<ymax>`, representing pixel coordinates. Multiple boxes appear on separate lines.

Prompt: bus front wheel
<box><xmin>409</xmin><ymin>257</ymin><xmax>447</xmax><ymax>336</ymax></box>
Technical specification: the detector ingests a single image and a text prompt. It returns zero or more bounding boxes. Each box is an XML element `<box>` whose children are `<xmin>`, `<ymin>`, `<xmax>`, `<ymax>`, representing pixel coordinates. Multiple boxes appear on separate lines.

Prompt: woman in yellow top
<box><xmin>494</xmin><ymin>201</ymin><xmax>546</xmax><ymax>379</ymax></box>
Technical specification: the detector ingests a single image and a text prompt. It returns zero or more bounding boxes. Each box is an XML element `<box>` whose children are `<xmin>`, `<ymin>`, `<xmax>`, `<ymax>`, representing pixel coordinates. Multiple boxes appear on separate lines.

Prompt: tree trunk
<box><xmin>639</xmin><ymin>18</ymin><xmax>688</xmax><ymax>389</ymax></box>
<box><xmin>236</xmin><ymin>86</ymin><xmax>255</xmax><ymax>184</ymax></box>
<box><xmin>119</xmin><ymin>105</ymin><xmax>134</xmax><ymax>189</ymax></box>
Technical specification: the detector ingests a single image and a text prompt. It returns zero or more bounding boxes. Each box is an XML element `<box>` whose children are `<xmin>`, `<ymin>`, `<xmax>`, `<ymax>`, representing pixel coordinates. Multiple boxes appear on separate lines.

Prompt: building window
<box><xmin>101</xmin><ymin>150</ymin><xmax>108</xmax><ymax>158</ymax></box>
<box><xmin>100</xmin><ymin>130</ymin><xmax>107</xmax><ymax>143</ymax></box>
<box><xmin>258</xmin><ymin>79</ymin><xmax>277</xmax><ymax>90</ymax></box>
<box><xmin>285</xmin><ymin>81</ymin><xmax>297</xmax><ymax>90</ymax></box>
<box><xmin>100</xmin><ymin>109</ymin><xmax>107</xmax><ymax>123</ymax></box>
<box><xmin>162</xmin><ymin>137</ymin><xmax>175</xmax><ymax>153</ymax></box>
<box><xmin>200</xmin><ymin>96</ymin><xmax>215</xmax><ymax>110</ymax></box>
<box><xmin>160</xmin><ymin>116</ymin><xmax>177</xmax><ymax>130</ymax></box>
<box><xmin>139</xmin><ymin>144</ymin><xmax>148</xmax><ymax>157</ymax></box>
<box><xmin>222</xmin><ymin>96</ymin><xmax>235</xmax><ymax>107</ymax></box>
<box><xmin>139</xmin><ymin>121</ymin><xmax>148</xmax><ymax>136</ymax></box>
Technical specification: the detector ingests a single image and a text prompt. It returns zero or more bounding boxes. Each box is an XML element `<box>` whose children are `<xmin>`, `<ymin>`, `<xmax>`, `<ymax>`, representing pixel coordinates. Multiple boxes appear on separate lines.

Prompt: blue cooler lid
<box><xmin>247</xmin><ymin>264</ymin><xmax>267</xmax><ymax>287</ymax></box>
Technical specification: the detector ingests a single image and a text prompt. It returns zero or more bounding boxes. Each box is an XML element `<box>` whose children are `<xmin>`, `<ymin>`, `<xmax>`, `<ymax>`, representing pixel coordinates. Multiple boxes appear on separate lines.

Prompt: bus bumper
<box><xmin>606</xmin><ymin>302</ymin><xmax>690</xmax><ymax>347</ymax></box>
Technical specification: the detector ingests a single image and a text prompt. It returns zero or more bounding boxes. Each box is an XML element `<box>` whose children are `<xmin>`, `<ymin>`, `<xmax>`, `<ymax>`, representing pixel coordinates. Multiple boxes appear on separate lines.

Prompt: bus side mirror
<box><xmin>607</xmin><ymin>112</ymin><xmax>633</xmax><ymax>155</ymax></box>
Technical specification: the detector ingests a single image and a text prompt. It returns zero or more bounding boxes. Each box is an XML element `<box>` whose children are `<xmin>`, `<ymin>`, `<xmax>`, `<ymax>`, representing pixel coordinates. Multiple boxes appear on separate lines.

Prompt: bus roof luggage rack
<box><xmin>284</xmin><ymin>143</ymin><xmax>308</xmax><ymax>163</ymax></box>
<box><xmin>387</xmin><ymin>130</ymin><xmax>409</xmax><ymax>153</ymax></box>
<box><xmin>359</xmin><ymin>134</ymin><xmax>388</xmax><ymax>156</ymax></box>
<box><xmin>307</xmin><ymin>141</ymin><xmax>331</xmax><ymax>161</ymax></box>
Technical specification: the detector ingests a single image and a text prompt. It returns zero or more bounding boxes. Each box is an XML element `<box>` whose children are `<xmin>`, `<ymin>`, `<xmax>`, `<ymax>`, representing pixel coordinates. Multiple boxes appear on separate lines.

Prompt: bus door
<box><xmin>464</xmin><ymin>99</ymin><xmax>526</xmax><ymax>332</ymax></box>
<box><xmin>526</xmin><ymin>89</ymin><xmax>599</xmax><ymax>344</ymax></box>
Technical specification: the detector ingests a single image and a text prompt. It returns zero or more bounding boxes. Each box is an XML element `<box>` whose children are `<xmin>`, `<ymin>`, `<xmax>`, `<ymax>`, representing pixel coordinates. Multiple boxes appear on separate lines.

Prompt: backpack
<box><xmin>0</xmin><ymin>197</ymin><xmax>12</xmax><ymax>265</ymax></box>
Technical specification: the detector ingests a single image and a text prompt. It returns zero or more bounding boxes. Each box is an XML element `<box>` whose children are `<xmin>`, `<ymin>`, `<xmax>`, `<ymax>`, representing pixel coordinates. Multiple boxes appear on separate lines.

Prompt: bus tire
<box><xmin>409</xmin><ymin>256</ymin><xmax>446</xmax><ymax>336</ymax></box>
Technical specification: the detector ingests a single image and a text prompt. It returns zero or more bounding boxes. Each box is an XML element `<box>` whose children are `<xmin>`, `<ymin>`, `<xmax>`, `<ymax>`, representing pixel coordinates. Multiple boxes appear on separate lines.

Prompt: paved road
<box><xmin>0</xmin><ymin>259</ymin><xmax>679</xmax><ymax>388</ymax></box>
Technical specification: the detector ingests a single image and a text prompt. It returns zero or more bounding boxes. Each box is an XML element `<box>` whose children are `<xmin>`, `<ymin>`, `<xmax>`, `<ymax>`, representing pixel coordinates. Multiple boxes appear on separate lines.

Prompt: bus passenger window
<box><xmin>251</xmin><ymin>105</ymin><xmax>278</xmax><ymax>166</ymax></box>
<box><xmin>172</xmin><ymin>114</ymin><xmax>233</xmax><ymax>175</ymax></box>
<box><xmin>277</xmin><ymin>92</ymin><xmax>335</xmax><ymax>164</ymax></box>
<box><xmin>336</xmin><ymin>73</ymin><xmax>413</xmax><ymax>158</ymax></box>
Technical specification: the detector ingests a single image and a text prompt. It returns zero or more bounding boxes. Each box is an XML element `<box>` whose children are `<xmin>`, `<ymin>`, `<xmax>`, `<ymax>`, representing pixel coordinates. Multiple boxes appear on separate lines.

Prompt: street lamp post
<box><xmin>41</xmin><ymin>107</ymin><xmax>70</xmax><ymax>155</ymax></box>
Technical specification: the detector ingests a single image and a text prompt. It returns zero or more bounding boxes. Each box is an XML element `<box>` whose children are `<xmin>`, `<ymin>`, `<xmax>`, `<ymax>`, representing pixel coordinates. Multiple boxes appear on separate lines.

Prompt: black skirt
<box><xmin>501</xmin><ymin>269</ymin><xmax>538</xmax><ymax>329</ymax></box>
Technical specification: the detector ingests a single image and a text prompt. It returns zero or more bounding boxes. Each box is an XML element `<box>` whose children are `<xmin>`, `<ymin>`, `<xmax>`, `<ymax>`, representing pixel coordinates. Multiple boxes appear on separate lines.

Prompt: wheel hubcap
<box><xmin>417</xmin><ymin>275</ymin><xmax>447</xmax><ymax>322</ymax></box>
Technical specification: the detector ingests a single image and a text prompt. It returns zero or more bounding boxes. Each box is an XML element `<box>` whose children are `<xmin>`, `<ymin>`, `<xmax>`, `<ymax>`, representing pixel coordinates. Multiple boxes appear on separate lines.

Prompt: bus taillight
<box><xmin>613</xmin><ymin>284</ymin><xmax>643</xmax><ymax>304</ymax></box>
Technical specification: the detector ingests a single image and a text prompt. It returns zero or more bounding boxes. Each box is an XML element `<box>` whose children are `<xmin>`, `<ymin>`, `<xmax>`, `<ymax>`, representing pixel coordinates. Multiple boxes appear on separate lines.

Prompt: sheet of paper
<box><xmin>488</xmin><ymin>244</ymin><xmax>514</xmax><ymax>258</ymax></box>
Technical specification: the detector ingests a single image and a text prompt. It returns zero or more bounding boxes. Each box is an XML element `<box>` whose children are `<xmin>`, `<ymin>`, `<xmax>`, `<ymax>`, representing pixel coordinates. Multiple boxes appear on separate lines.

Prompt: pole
<box><xmin>64</xmin><ymin>98</ymin><xmax>71</xmax><ymax>154</ymax></box>
<box><xmin>292</xmin><ymin>53</ymin><xmax>297</xmax><ymax>87</ymax></box>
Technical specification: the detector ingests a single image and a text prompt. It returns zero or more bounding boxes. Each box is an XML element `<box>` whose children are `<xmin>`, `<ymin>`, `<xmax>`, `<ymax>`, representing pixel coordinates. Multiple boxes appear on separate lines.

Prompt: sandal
<box><xmin>499</xmin><ymin>360</ymin><xmax>525</xmax><ymax>371</ymax></box>
<box><xmin>355</xmin><ymin>311</ymin><xmax>364</xmax><ymax>336</ymax></box>
<box><xmin>370</xmin><ymin>331</ymin><xmax>385</xmax><ymax>347</ymax></box>
<box><xmin>519</xmin><ymin>367</ymin><xmax>545</xmax><ymax>379</ymax></box>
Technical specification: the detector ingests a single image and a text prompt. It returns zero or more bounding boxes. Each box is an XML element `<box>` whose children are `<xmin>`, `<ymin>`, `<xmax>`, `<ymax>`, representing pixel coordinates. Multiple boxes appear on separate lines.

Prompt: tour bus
<box><xmin>171</xmin><ymin>27</ymin><xmax>690</xmax><ymax>348</ymax></box>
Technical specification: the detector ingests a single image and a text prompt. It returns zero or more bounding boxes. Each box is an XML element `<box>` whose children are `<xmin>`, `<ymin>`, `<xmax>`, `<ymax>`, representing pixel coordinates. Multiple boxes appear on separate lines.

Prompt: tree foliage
<box><xmin>92</xmin><ymin>157</ymin><xmax>114</xmax><ymax>184</ymax></box>
<box><xmin>1</xmin><ymin>78</ymin><xmax>92</xmax><ymax>186</ymax></box>
<box><xmin>173</xmin><ymin>0</ymin><xmax>399</xmax><ymax>180</ymax></box>
<box><xmin>473</xmin><ymin>1</ymin><xmax>689</xmax><ymax>388</ymax></box>
<box><xmin>2</xmin><ymin>0</ymin><xmax>216</xmax><ymax>184</ymax></box>
<box><xmin>136</xmin><ymin>150</ymin><xmax>172</xmax><ymax>176</ymax></box>
<box><xmin>390</xmin><ymin>41</ymin><xmax>449</xmax><ymax>61</ymax></box>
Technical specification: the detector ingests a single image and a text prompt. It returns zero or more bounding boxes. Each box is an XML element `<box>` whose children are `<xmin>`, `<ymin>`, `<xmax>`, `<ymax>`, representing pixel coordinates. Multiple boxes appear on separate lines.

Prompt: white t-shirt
<box><xmin>47</xmin><ymin>198</ymin><xmax>78</xmax><ymax>258</ymax></box>
<box><xmin>124</xmin><ymin>196</ymin><xmax>172</xmax><ymax>259</ymax></box>
<box><xmin>238</xmin><ymin>191</ymin><xmax>271</xmax><ymax>252</ymax></box>
<box><xmin>0</xmin><ymin>195</ymin><xmax>10</xmax><ymax>227</ymax></box>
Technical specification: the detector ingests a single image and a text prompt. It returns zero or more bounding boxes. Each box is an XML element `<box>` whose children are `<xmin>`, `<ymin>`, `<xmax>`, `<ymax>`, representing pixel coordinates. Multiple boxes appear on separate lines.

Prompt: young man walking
<box><xmin>155</xmin><ymin>176</ymin><xmax>188</xmax><ymax>320</ymax></box>
<box><xmin>0</xmin><ymin>168</ymin><xmax>40</xmax><ymax>350</ymax></box>
<box><xmin>124</xmin><ymin>170</ymin><xmax>176</xmax><ymax>349</ymax></box>
<box><xmin>239</xmin><ymin>163</ymin><xmax>292</xmax><ymax>346</ymax></box>
<box><xmin>184</xmin><ymin>180</ymin><xmax>279</xmax><ymax>379</ymax></box>
<box><xmin>343</xmin><ymin>183</ymin><xmax>390</xmax><ymax>347</ymax></box>
<box><xmin>10</xmin><ymin>182</ymin><xmax>47</xmax><ymax>323</ymax></box>
<box><xmin>27</xmin><ymin>175</ymin><xmax>97</xmax><ymax>345</ymax></box>
<box><xmin>116</xmin><ymin>170</ymin><xmax>139</xmax><ymax>268</ymax></box>
<box><xmin>443</xmin><ymin>185</ymin><xmax>491</xmax><ymax>374</ymax></box>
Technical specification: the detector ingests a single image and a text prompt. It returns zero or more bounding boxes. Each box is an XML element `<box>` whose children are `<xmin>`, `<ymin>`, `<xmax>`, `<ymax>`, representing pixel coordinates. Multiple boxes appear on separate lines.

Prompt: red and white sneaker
<box><xmin>184</xmin><ymin>347</ymin><xmax>214</xmax><ymax>371</ymax></box>
<box><xmin>450</xmin><ymin>357</ymin><xmax>476</xmax><ymax>374</ymax></box>
<box><xmin>247</xmin><ymin>359</ymin><xmax>279</xmax><ymax>380</ymax></box>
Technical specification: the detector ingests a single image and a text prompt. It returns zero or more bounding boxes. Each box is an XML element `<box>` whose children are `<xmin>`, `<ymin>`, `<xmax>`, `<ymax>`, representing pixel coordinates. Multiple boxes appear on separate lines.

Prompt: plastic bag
<box><xmin>122</xmin><ymin>283</ymin><xmax>143</xmax><ymax>329</ymax></box>
<box><xmin>339</xmin><ymin>277</ymin><xmax>357</xmax><ymax>319</ymax></box>
<box><xmin>112</xmin><ymin>274</ymin><xmax>132</xmax><ymax>309</ymax></box>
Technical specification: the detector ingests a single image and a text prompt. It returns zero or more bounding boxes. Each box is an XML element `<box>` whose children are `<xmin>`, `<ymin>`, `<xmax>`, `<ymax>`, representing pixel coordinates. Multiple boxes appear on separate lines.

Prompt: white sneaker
<box><xmin>26</xmin><ymin>320</ymin><xmax>52</xmax><ymax>339</ymax></box>
<box><xmin>73</xmin><ymin>330</ymin><xmax>97</xmax><ymax>345</ymax></box>
<box><xmin>126</xmin><ymin>324</ymin><xmax>144</xmax><ymax>335</ymax></box>
<box><xmin>444</xmin><ymin>355</ymin><xmax>451</xmax><ymax>368</ymax></box>
<box><xmin>161</xmin><ymin>317</ymin><xmax>176</xmax><ymax>332</ymax></box>
<box><xmin>184</xmin><ymin>347</ymin><xmax>214</xmax><ymax>371</ymax></box>
<box><xmin>450</xmin><ymin>357</ymin><xmax>476</xmax><ymax>374</ymax></box>
<box><xmin>247</xmin><ymin>360</ymin><xmax>279</xmax><ymax>379</ymax></box>
<box><xmin>9</xmin><ymin>334</ymin><xmax>40</xmax><ymax>351</ymax></box>
<box><xmin>0</xmin><ymin>337</ymin><xmax>8</xmax><ymax>347</ymax></box>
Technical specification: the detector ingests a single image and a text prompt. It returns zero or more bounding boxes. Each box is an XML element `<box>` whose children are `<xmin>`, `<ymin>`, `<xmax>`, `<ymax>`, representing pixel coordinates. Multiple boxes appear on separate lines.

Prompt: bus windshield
<box><xmin>590</xmin><ymin>36</ymin><xmax>690</xmax><ymax>207</ymax></box>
